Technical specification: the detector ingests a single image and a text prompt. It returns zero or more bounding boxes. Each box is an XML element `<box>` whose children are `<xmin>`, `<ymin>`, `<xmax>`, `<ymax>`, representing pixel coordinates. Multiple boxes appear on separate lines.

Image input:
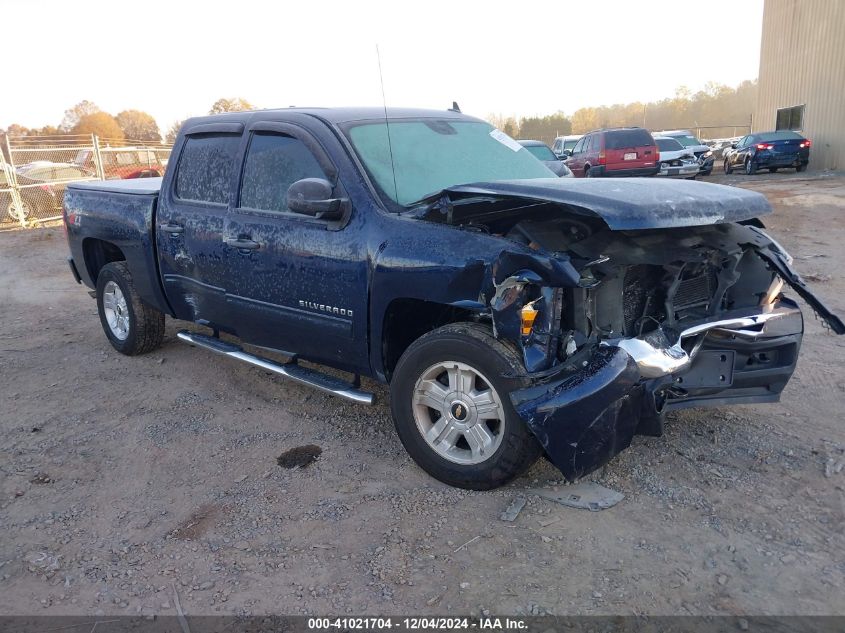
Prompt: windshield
<box><xmin>345</xmin><ymin>119</ymin><xmax>554</xmax><ymax>207</ymax></box>
<box><xmin>673</xmin><ymin>134</ymin><xmax>703</xmax><ymax>147</ymax></box>
<box><xmin>523</xmin><ymin>144</ymin><xmax>557</xmax><ymax>161</ymax></box>
<box><xmin>563</xmin><ymin>139</ymin><xmax>580</xmax><ymax>151</ymax></box>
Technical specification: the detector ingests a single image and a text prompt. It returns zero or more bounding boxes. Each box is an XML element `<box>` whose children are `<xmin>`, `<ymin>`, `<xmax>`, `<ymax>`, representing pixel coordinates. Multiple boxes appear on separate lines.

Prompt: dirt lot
<box><xmin>1</xmin><ymin>173</ymin><xmax>844</xmax><ymax>618</ymax></box>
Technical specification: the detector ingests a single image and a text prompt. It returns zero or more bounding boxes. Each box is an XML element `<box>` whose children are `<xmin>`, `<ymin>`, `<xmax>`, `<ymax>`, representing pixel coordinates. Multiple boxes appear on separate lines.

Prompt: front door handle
<box><xmin>160</xmin><ymin>222</ymin><xmax>184</xmax><ymax>235</ymax></box>
<box><xmin>224</xmin><ymin>237</ymin><xmax>260</xmax><ymax>251</ymax></box>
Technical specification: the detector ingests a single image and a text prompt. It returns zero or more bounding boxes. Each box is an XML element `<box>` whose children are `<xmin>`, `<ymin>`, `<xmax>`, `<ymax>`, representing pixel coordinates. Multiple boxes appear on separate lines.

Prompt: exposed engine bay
<box><xmin>413</xmin><ymin>182</ymin><xmax>844</xmax><ymax>480</ymax></box>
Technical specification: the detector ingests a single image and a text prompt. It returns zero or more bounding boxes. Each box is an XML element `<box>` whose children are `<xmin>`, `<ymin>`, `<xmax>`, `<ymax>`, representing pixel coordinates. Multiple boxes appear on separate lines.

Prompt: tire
<box><xmin>701</xmin><ymin>168</ymin><xmax>712</xmax><ymax>176</ymax></box>
<box><xmin>796</xmin><ymin>163</ymin><xmax>807</xmax><ymax>172</ymax></box>
<box><xmin>96</xmin><ymin>261</ymin><xmax>165</xmax><ymax>355</ymax></box>
<box><xmin>723</xmin><ymin>159</ymin><xmax>733</xmax><ymax>175</ymax></box>
<box><xmin>390</xmin><ymin>322</ymin><xmax>542</xmax><ymax>490</ymax></box>
<box><xmin>768</xmin><ymin>167</ymin><xmax>778</xmax><ymax>173</ymax></box>
<box><xmin>584</xmin><ymin>165</ymin><xmax>593</xmax><ymax>178</ymax></box>
<box><xmin>745</xmin><ymin>158</ymin><xmax>757</xmax><ymax>175</ymax></box>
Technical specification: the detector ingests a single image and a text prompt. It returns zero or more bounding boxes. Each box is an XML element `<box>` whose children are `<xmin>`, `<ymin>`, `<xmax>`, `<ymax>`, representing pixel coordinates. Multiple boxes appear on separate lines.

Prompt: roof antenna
<box><xmin>376</xmin><ymin>44</ymin><xmax>399</xmax><ymax>202</ymax></box>
<box><xmin>450</xmin><ymin>101</ymin><xmax>461</xmax><ymax>113</ymax></box>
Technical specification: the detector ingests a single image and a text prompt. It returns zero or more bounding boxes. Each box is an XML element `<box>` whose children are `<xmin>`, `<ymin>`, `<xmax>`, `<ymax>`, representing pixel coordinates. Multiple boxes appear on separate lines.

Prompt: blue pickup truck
<box><xmin>62</xmin><ymin>107</ymin><xmax>843</xmax><ymax>490</ymax></box>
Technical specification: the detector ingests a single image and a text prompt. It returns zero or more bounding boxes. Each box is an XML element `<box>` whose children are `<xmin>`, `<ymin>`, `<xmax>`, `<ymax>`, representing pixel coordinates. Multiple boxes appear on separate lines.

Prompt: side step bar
<box><xmin>176</xmin><ymin>330</ymin><xmax>375</xmax><ymax>405</ymax></box>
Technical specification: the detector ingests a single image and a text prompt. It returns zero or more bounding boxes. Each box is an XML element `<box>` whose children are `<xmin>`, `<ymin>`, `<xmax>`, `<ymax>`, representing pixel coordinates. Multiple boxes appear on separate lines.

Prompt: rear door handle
<box><xmin>224</xmin><ymin>237</ymin><xmax>260</xmax><ymax>251</ymax></box>
<box><xmin>160</xmin><ymin>223</ymin><xmax>184</xmax><ymax>235</ymax></box>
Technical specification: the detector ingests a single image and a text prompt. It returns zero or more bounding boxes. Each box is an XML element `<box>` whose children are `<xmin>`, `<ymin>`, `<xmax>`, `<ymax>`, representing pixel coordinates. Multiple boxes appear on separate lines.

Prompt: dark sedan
<box><xmin>517</xmin><ymin>140</ymin><xmax>573</xmax><ymax>177</ymax></box>
<box><xmin>723</xmin><ymin>131</ymin><xmax>811</xmax><ymax>175</ymax></box>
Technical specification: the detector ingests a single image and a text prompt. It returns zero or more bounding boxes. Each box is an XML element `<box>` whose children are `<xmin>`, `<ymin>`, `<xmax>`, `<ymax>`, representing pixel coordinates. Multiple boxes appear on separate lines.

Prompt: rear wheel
<box><xmin>584</xmin><ymin>165</ymin><xmax>593</xmax><ymax>178</ymax></box>
<box><xmin>390</xmin><ymin>322</ymin><xmax>541</xmax><ymax>490</ymax></box>
<box><xmin>745</xmin><ymin>158</ymin><xmax>757</xmax><ymax>175</ymax></box>
<box><xmin>796</xmin><ymin>163</ymin><xmax>807</xmax><ymax>172</ymax></box>
<box><xmin>96</xmin><ymin>261</ymin><xmax>165</xmax><ymax>355</ymax></box>
<box><xmin>723</xmin><ymin>159</ymin><xmax>733</xmax><ymax>175</ymax></box>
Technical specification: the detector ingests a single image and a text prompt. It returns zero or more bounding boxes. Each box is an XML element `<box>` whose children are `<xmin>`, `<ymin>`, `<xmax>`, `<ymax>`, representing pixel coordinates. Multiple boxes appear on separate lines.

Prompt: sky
<box><xmin>0</xmin><ymin>0</ymin><xmax>764</xmax><ymax>132</ymax></box>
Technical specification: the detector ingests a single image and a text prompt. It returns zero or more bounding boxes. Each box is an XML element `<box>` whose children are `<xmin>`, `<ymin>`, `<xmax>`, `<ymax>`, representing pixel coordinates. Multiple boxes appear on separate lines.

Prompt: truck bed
<box><xmin>68</xmin><ymin>177</ymin><xmax>162</xmax><ymax>196</ymax></box>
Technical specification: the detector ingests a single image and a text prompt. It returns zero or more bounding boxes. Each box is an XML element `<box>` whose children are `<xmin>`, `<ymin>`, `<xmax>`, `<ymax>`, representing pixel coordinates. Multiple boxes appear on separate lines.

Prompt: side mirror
<box><xmin>561</xmin><ymin>150</ymin><xmax>571</xmax><ymax>159</ymax></box>
<box><xmin>730</xmin><ymin>142</ymin><xmax>738</xmax><ymax>149</ymax></box>
<box><xmin>287</xmin><ymin>178</ymin><xmax>346</xmax><ymax>220</ymax></box>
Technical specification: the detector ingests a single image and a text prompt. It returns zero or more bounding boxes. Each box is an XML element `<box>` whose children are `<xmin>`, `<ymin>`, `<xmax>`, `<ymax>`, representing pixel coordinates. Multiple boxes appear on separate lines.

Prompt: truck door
<box><xmin>156</xmin><ymin>123</ymin><xmax>244</xmax><ymax>328</ymax></box>
<box><xmin>222</xmin><ymin>121</ymin><xmax>369</xmax><ymax>374</ymax></box>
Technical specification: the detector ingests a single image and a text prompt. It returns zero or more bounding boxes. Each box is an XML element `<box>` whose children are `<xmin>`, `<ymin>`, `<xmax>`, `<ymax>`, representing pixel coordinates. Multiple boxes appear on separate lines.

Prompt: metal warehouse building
<box><xmin>754</xmin><ymin>0</ymin><xmax>845</xmax><ymax>171</ymax></box>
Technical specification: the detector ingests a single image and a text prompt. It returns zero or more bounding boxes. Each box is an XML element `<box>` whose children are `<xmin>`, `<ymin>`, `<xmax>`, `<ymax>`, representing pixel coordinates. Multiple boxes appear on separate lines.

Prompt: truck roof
<box><xmin>182</xmin><ymin>107</ymin><xmax>481</xmax><ymax>128</ymax></box>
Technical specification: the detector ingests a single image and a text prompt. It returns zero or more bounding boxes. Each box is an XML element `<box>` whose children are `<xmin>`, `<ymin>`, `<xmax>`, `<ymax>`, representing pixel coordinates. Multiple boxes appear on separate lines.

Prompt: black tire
<box><xmin>768</xmin><ymin>167</ymin><xmax>778</xmax><ymax>173</ymax></box>
<box><xmin>745</xmin><ymin>158</ymin><xmax>757</xmax><ymax>175</ymax></box>
<box><xmin>96</xmin><ymin>261</ymin><xmax>165</xmax><ymax>355</ymax></box>
<box><xmin>701</xmin><ymin>168</ymin><xmax>712</xmax><ymax>176</ymax></box>
<box><xmin>584</xmin><ymin>165</ymin><xmax>593</xmax><ymax>178</ymax></box>
<box><xmin>390</xmin><ymin>322</ymin><xmax>542</xmax><ymax>490</ymax></box>
<box><xmin>724</xmin><ymin>159</ymin><xmax>733</xmax><ymax>175</ymax></box>
<box><xmin>796</xmin><ymin>163</ymin><xmax>807</xmax><ymax>172</ymax></box>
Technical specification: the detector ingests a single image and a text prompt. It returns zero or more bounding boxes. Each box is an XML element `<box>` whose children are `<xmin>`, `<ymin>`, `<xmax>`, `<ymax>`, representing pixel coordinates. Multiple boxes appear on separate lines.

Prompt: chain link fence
<box><xmin>1</xmin><ymin>135</ymin><xmax>172</xmax><ymax>228</ymax></box>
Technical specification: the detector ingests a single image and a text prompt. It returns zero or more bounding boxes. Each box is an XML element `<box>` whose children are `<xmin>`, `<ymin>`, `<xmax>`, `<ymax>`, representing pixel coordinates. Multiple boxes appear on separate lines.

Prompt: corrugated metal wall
<box><xmin>755</xmin><ymin>0</ymin><xmax>845</xmax><ymax>171</ymax></box>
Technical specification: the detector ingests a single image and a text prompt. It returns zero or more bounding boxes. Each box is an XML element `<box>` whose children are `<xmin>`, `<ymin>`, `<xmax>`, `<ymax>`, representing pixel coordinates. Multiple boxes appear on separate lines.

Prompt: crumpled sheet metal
<box><xmin>535</xmin><ymin>481</ymin><xmax>624</xmax><ymax>512</ymax></box>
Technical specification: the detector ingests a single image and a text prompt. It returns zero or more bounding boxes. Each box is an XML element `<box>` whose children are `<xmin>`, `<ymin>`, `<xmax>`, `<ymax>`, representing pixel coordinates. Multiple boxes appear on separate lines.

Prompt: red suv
<box><xmin>566</xmin><ymin>127</ymin><xmax>659</xmax><ymax>177</ymax></box>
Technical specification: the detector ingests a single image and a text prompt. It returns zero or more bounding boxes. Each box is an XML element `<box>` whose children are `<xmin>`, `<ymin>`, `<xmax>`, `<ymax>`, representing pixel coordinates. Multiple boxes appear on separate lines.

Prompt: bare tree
<box><xmin>60</xmin><ymin>100</ymin><xmax>101</xmax><ymax>132</ymax></box>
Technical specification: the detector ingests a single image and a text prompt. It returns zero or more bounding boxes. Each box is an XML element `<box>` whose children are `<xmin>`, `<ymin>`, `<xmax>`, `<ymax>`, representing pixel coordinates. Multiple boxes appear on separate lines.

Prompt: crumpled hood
<box><xmin>441</xmin><ymin>177</ymin><xmax>771</xmax><ymax>230</ymax></box>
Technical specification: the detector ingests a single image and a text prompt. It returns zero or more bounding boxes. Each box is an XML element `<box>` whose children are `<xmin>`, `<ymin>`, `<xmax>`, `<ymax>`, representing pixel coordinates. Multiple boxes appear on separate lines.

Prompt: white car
<box><xmin>551</xmin><ymin>134</ymin><xmax>583</xmax><ymax>159</ymax></box>
<box><xmin>654</xmin><ymin>136</ymin><xmax>699</xmax><ymax>178</ymax></box>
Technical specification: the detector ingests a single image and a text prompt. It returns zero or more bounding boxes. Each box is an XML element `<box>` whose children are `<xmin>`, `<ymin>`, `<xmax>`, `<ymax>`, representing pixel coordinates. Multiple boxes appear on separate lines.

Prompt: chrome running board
<box><xmin>176</xmin><ymin>330</ymin><xmax>374</xmax><ymax>405</ymax></box>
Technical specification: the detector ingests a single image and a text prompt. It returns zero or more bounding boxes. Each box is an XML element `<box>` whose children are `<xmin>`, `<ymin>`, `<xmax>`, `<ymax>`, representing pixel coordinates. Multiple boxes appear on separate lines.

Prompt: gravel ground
<box><xmin>1</xmin><ymin>173</ymin><xmax>844</xmax><ymax>617</ymax></box>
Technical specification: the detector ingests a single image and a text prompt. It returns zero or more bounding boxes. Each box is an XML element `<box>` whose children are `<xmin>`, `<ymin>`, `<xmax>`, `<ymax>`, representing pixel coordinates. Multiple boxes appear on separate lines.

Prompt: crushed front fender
<box><xmin>510</xmin><ymin>346</ymin><xmax>644</xmax><ymax>480</ymax></box>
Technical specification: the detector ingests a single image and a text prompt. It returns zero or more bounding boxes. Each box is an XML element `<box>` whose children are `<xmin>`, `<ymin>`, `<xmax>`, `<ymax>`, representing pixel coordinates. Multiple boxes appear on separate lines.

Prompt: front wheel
<box><xmin>96</xmin><ymin>261</ymin><xmax>165</xmax><ymax>355</ymax></box>
<box><xmin>390</xmin><ymin>323</ymin><xmax>541</xmax><ymax>490</ymax></box>
<box><xmin>796</xmin><ymin>163</ymin><xmax>807</xmax><ymax>172</ymax></box>
<box><xmin>724</xmin><ymin>159</ymin><xmax>733</xmax><ymax>175</ymax></box>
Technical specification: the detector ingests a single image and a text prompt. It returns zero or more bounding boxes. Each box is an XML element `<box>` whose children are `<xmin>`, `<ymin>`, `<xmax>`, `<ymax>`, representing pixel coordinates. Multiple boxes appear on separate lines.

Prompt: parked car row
<box><xmin>522</xmin><ymin>126</ymin><xmax>812</xmax><ymax>179</ymax></box>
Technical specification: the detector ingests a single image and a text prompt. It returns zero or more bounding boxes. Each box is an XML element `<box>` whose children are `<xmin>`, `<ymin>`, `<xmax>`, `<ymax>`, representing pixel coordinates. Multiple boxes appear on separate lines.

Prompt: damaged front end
<box><xmin>416</xmin><ymin>180</ymin><xmax>844</xmax><ymax>480</ymax></box>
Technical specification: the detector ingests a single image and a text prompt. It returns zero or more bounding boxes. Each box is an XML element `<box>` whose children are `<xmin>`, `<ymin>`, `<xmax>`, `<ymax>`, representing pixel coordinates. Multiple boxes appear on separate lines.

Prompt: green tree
<box><xmin>71</xmin><ymin>112</ymin><xmax>125</xmax><ymax>141</ymax></box>
<box><xmin>116</xmin><ymin>110</ymin><xmax>161</xmax><ymax>142</ymax></box>
<box><xmin>209</xmin><ymin>98</ymin><xmax>254</xmax><ymax>115</ymax></box>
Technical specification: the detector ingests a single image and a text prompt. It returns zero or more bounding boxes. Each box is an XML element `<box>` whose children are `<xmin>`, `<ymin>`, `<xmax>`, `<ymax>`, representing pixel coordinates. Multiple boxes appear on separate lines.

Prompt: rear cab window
<box><xmin>604</xmin><ymin>129</ymin><xmax>655</xmax><ymax>149</ymax></box>
<box><xmin>175</xmin><ymin>134</ymin><xmax>242</xmax><ymax>204</ymax></box>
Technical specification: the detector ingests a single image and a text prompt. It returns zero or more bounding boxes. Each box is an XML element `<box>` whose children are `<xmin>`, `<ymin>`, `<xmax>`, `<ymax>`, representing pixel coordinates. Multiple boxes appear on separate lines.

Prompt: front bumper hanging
<box><xmin>511</xmin><ymin>300</ymin><xmax>806</xmax><ymax>481</ymax></box>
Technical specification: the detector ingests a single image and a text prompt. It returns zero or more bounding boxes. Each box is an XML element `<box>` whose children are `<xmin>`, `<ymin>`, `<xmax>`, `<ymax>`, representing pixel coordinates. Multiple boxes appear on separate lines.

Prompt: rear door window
<box><xmin>605</xmin><ymin>129</ymin><xmax>654</xmax><ymax>149</ymax></box>
<box><xmin>239</xmin><ymin>133</ymin><xmax>327</xmax><ymax>213</ymax></box>
<box><xmin>175</xmin><ymin>134</ymin><xmax>241</xmax><ymax>205</ymax></box>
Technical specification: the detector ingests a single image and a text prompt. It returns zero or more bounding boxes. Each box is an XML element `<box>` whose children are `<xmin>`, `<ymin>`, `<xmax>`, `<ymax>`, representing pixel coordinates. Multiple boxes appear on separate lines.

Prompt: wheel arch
<box><xmin>380</xmin><ymin>298</ymin><xmax>486</xmax><ymax>382</ymax></box>
<box><xmin>82</xmin><ymin>237</ymin><xmax>126</xmax><ymax>284</ymax></box>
